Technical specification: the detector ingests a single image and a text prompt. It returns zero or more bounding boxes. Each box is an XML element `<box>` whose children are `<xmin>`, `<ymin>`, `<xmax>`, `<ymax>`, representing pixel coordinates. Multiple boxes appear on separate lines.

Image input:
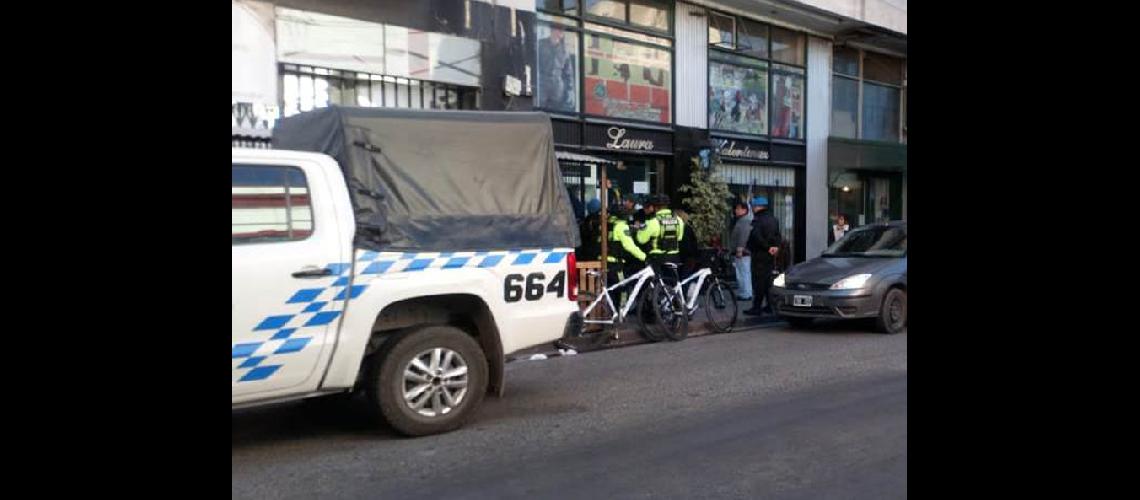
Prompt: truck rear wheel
<box><xmin>364</xmin><ymin>325</ymin><xmax>488</xmax><ymax>436</ymax></box>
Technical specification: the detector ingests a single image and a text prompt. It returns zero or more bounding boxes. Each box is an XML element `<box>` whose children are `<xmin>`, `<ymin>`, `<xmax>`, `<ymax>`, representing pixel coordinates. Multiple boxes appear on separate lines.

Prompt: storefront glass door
<box><xmin>863</xmin><ymin>173</ymin><xmax>902</xmax><ymax>224</ymax></box>
<box><xmin>725</xmin><ymin>173</ymin><xmax>796</xmax><ymax>268</ymax></box>
<box><xmin>830</xmin><ymin>172</ymin><xmax>864</xmax><ymax>226</ymax></box>
<box><xmin>560</xmin><ymin>156</ymin><xmax>662</xmax><ymax>219</ymax></box>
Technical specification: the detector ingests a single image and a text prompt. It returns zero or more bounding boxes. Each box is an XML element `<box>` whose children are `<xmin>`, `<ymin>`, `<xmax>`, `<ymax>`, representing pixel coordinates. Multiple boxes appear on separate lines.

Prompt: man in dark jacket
<box><xmin>744</xmin><ymin>196</ymin><xmax>781</xmax><ymax>316</ymax></box>
<box><xmin>576</xmin><ymin>198</ymin><xmax>602</xmax><ymax>260</ymax></box>
<box><xmin>674</xmin><ymin>209</ymin><xmax>701</xmax><ymax>280</ymax></box>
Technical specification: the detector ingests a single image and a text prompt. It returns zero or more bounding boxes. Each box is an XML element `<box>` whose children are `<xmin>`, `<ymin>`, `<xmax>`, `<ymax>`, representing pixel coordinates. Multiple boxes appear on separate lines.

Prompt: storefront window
<box><xmin>770</xmin><ymin>66</ymin><xmax>804</xmax><ymax>139</ymax></box>
<box><xmin>867</xmin><ymin>177</ymin><xmax>892</xmax><ymax>224</ymax></box>
<box><xmin>829</xmin><ymin>172</ymin><xmax>864</xmax><ymax>227</ymax></box>
<box><xmin>537</xmin><ymin>2</ymin><xmax>674</xmax><ymax>124</ymax></box>
<box><xmin>831</xmin><ymin>76</ymin><xmax>858</xmax><ymax>138</ymax></box>
<box><xmin>708</xmin><ymin>11</ymin><xmax>807</xmax><ymax>141</ymax></box>
<box><xmin>737</xmin><ymin>18</ymin><xmax>769</xmax><ymax>60</ymax></box>
<box><xmin>584</xmin><ymin>33</ymin><xmax>672</xmax><ymax>123</ymax></box>
<box><xmin>831</xmin><ymin>46</ymin><xmax>905</xmax><ymax>143</ymax></box>
<box><xmin>585</xmin><ymin>0</ymin><xmax>625</xmax><ymax>22</ymax></box>
<box><xmin>585</xmin><ymin>22</ymin><xmax>671</xmax><ymax>46</ymax></box>
<box><xmin>708</xmin><ymin>12</ymin><xmax>734</xmax><ymax>48</ymax></box>
<box><xmin>902</xmin><ymin>86</ymin><xmax>907</xmax><ymax>143</ymax></box>
<box><xmin>280</xmin><ymin>64</ymin><xmax>477</xmax><ymax>116</ymax></box>
<box><xmin>862</xmin><ymin>82</ymin><xmax>900</xmax><ymax>142</ymax></box>
<box><xmin>629</xmin><ymin>0</ymin><xmax>669</xmax><ymax>31</ymax></box>
<box><xmin>537</xmin><ymin>24</ymin><xmax>580</xmax><ymax>113</ymax></box>
<box><xmin>770</xmin><ymin>26</ymin><xmax>805</xmax><ymax>66</ymax></box>
<box><xmin>827</xmin><ymin>172</ymin><xmax>900</xmax><ymax>230</ymax></box>
<box><xmin>541</xmin><ymin>0</ymin><xmax>579</xmax><ymax>16</ymax></box>
<box><xmin>709</xmin><ymin>56</ymin><xmax>768</xmax><ymax>135</ymax></box>
<box><xmin>833</xmin><ymin>46</ymin><xmax>859</xmax><ymax>77</ymax></box>
<box><xmin>863</xmin><ymin>51</ymin><xmax>903</xmax><ymax>85</ymax></box>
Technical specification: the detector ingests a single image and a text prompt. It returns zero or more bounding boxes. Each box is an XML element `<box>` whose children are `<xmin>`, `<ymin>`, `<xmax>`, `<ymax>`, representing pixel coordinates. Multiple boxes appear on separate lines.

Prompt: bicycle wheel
<box><xmin>703</xmin><ymin>279</ymin><xmax>738</xmax><ymax>333</ymax></box>
<box><xmin>635</xmin><ymin>281</ymin><xmax>668</xmax><ymax>342</ymax></box>
<box><xmin>652</xmin><ymin>281</ymin><xmax>689</xmax><ymax>341</ymax></box>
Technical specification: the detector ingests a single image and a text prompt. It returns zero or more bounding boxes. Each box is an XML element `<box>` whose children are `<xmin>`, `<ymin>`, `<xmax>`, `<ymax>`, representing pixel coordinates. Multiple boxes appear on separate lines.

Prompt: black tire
<box><xmin>363</xmin><ymin>325</ymin><xmax>488</xmax><ymax>436</ymax></box>
<box><xmin>703</xmin><ymin>280</ymin><xmax>738</xmax><ymax>333</ymax></box>
<box><xmin>785</xmin><ymin>317</ymin><xmax>814</xmax><ymax>329</ymax></box>
<box><xmin>636</xmin><ymin>282</ymin><xmax>668</xmax><ymax>342</ymax></box>
<box><xmin>875</xmin><ymin>288</ymin><xmax>907</xmax><ymax>334</ymax></box>
<box><xmin>653</xmin><ymin>282</ymin><xmax>689</xmax><ymax>341</ymax></box>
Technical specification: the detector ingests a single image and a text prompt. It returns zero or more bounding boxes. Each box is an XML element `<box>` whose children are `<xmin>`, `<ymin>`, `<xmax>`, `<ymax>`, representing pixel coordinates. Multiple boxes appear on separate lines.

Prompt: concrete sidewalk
<box><xmin>511</xmin><ymin>298</ymin><xmax>786</xmax><ymax>360</ymax></box>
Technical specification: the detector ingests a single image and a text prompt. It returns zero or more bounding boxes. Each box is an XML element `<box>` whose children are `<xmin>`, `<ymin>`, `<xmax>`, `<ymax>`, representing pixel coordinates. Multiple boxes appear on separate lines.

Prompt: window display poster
<box><xmin>584</xmin><ymin>34</ymin><xmax>671</xmax><ymax>123</ymax></box>
<box><xmin>708</xmin><ymin>60</ymin><xmax>767</xmax><ymax>135</ymax></box>
<box><xmin>537</xmin><ymin>24</ymin><xmax>578</xmax><ymax>113</ymax></box>
<box><xmin>771</xmin><ymin>72</ymin><xmax>804</xmax><ymax>139</ymax></box>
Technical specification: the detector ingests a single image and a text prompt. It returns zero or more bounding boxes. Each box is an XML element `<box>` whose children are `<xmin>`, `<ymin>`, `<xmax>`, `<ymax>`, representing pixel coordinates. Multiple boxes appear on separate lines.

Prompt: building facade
<box><xmin>231</xmin><ymin>0</ymin><xmax>907</xmax><ymax>264</ymax></box>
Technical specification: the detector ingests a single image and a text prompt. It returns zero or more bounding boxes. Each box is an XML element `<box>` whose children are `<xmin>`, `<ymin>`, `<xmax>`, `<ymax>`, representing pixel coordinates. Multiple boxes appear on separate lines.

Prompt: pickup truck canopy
<box><xmin>273</xmin><ymin>106</ymin><xmax>581</xmax><ymax>252</ymax></box>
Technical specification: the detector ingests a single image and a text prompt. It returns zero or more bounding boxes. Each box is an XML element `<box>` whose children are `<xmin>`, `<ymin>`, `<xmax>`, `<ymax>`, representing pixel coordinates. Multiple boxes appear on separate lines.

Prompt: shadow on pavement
<box><xmin>783</xmin><ymin>318</ymin><xmax>905</xmax><ymax>336</ymax></box>
<box><xmin>231</xmin><ymin>396</ymin><xmax>400</xmax><ymax>448</ymax></box>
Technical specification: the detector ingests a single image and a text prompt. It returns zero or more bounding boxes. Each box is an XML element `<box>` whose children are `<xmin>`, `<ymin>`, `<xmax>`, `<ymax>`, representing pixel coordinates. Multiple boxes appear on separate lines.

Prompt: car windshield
<box><xmin>822</xmin><ymin>225</ymin><xmax>906</xmax><ymax>258</ymax></box>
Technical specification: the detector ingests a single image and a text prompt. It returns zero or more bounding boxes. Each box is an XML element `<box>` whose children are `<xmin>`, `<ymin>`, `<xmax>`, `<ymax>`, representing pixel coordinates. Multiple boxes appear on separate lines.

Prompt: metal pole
<box><xmin>600</xmin><ymin>163</ymin><xmax>608</xmax><ymax>277</ymax></box>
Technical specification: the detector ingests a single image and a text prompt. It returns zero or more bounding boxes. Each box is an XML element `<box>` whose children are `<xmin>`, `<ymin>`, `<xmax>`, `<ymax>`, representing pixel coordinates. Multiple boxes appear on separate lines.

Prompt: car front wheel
<box><xmin>875</xmin><ymin>288</ymin><xmax>907</xmax><ymax>334</ymax></box>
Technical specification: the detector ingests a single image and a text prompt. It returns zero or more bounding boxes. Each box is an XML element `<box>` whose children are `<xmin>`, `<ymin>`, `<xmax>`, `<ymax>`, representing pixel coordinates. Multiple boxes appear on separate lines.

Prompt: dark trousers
<box><xmin>751</xmin><ymin>254</ymin><xmax>774</xmax><ymax>313</ymax></box>
<box><xmin>646</xmin><ymin>254</ymin><xmax>681</xmax><ymax>284</ymax></box>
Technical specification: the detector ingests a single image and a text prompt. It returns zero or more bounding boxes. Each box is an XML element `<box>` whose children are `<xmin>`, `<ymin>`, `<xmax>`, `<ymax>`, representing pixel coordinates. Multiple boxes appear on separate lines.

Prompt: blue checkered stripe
<box><xmin>354</xmin><ymin>248</ymin><xmax>570</xmax><ymax>275</ymax></box>
<box><xmin>231</xmin><ymin>261</ymin><xmax>360</xmax><ymax>383</ymax></box>
<box><xmin>232</xmin><ymin>248</ymin><xmax>569</xmax><ymax>383</ymax></box>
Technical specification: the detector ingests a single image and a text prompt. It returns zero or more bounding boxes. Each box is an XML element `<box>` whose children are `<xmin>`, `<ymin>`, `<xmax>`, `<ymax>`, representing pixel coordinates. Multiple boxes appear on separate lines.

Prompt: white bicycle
<box><xmin>678</xmin><ymin>267</ymin><xmax>739</xmax><ymax>333</ymax></box>
<box><xmin>565</xmin><ymin>263</ymin><xmax>688</xmax><ymax>348</ymax></box>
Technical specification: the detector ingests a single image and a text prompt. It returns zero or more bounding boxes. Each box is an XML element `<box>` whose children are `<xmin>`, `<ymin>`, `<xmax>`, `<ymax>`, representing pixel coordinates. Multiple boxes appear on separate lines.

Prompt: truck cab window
<box><xmin>231</xmin><ymin>164</ymin><xmax>314</xmax><ymax>244</ymax></box>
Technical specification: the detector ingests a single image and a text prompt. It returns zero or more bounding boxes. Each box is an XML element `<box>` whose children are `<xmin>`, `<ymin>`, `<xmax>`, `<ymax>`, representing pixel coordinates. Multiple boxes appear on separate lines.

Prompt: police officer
<box><xmin>636</xmin><ymin>194</ymin><xmax>686</xmax><ymax>273</ymax></box>
<box><xmin>622</xmin><ymin>195</ymin><xmax>646</xmax><ymax>224</ymax></box>
<box><xmin>603</xmin><ymin>205</ymin><xmax>647</xmax><ymax>307</ymax></box>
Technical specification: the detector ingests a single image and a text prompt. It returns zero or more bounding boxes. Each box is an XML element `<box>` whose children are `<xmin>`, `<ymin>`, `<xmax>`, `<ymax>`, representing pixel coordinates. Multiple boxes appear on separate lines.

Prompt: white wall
<box><xmin>481</xmin><ymin>0</ymin><xmax>535</xmax><ymax>11</ymax></box>
<box><xmin>232</xmin><ymin>0</ymin><xmax>279</xmax><ymax>130</ymax></box>
<box><xmin>275</xmin><ymin>8</ymin><xmax>482</xmax><ymax>87</ymax></box>
<box><xmin>674</xmin><ymin>2</ymin><xmax>709</xmax><ymax>129</ymax></box>
<box><xmin>791</xmin><ymin>0</ymin><xmax>907</xmax><ymax>34</ymax></box>
<box><xmin>805</xmin><ymin>36</ymin><xmax>831</xmax><ymax>259</ymax></box>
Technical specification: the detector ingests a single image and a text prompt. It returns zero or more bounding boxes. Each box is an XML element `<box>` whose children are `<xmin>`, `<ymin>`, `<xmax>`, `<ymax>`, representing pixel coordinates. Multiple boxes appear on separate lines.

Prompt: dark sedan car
<box><xmin>771</xmin><ymin>221</ymin><xmax>907</xmax><ymax>334</ymax></box>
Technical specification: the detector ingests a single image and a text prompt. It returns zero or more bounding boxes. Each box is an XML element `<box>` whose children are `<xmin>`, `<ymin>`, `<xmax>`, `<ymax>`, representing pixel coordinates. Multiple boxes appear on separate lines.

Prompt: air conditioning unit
<box><xmin>504</xmin><ymin>75</ymin><xmax>522</xmax><ymax>97</ymax></box>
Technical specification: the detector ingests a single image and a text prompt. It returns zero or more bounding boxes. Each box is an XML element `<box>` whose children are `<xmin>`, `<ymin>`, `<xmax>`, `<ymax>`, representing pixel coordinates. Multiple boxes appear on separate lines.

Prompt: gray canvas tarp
<box><xmin>272</xmin><ymin>106</ymin><xmax>580</xmax><ymax>252</ymax></box>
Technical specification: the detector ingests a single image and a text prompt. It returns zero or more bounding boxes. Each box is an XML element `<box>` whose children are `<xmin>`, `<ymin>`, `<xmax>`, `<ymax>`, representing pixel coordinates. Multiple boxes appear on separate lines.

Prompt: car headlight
<box><xmin>773</xmin><ymin>273</ymin><xmax>786</xmax><ymax>288</ymax></box>
<box><xmin>830</xmin><ymin>274</ymin><xmax>872</xmax><ymax>290</ymax></box>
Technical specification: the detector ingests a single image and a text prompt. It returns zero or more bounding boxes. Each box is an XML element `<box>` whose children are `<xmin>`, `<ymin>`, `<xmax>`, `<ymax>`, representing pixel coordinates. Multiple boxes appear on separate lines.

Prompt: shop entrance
<box><xmin>557</xmin><ymin>151</ymin><xmax>666</xmax><ymax>219</ymax></box>
<box><xmin>829</xmin><ymin>170</ymin><xmax>903</xmax><ymax>229</ymax></box>
<box><xmin>721</xmin><ymin>163</ymin><xmax>798</xmax><ymax>269</ymax></box>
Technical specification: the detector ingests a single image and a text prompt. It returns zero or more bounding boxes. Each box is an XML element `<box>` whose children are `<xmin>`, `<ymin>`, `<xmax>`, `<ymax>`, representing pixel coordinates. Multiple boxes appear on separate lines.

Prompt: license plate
<box><xmin>793</xmin><ymin>295</ymin><xmax>813</xmax><ymax>307</ymax></box>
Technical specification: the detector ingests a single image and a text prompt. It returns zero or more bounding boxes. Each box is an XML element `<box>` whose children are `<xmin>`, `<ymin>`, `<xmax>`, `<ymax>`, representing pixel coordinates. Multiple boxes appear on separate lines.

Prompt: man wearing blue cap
<box><xmin>744</xmin><ymin>196</ymin><xmax>781</xmax><ymax>316</ymax></box>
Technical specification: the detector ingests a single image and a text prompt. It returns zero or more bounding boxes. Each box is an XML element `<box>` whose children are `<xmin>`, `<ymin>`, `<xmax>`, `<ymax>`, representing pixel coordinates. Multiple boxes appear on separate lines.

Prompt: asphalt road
<box><xmin>232</xmin><ymin>321</ymin><xmax>907</xmax><ymax>499</ymax></box>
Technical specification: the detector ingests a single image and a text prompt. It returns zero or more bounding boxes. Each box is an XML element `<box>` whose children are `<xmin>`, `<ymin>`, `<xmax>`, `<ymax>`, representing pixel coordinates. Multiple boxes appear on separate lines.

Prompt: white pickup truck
<box><xmin>232</xmin><ymin>108</ymin><xmax>582</xmax><ymax>436</ymax></box>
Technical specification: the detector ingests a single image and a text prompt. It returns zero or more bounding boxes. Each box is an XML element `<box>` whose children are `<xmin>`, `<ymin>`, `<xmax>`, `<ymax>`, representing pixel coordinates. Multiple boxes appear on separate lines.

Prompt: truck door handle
<box><xmin>292</xmin><ymin>267</ymin><xmax>333</xmax><ymax>279</ymax></box>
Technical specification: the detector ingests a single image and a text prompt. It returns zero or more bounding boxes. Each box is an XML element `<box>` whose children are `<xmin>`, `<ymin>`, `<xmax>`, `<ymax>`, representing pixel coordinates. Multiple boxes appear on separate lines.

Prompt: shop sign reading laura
<box><xmin>606</xmin><ymin>127</ymin><xmax>655</xmax><ymax>151</ymax></box>
<box><xmin>715</xmin><ymin>138</ymin><xmax>769</xmax><ymax>161</ymax></box>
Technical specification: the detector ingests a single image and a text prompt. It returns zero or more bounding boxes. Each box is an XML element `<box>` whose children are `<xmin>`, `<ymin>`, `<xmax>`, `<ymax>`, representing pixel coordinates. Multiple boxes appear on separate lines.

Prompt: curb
<box><xmin>508</xmin><ymin>315</ymin><xmax>788</xmax><ymax>361</ymax></box>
